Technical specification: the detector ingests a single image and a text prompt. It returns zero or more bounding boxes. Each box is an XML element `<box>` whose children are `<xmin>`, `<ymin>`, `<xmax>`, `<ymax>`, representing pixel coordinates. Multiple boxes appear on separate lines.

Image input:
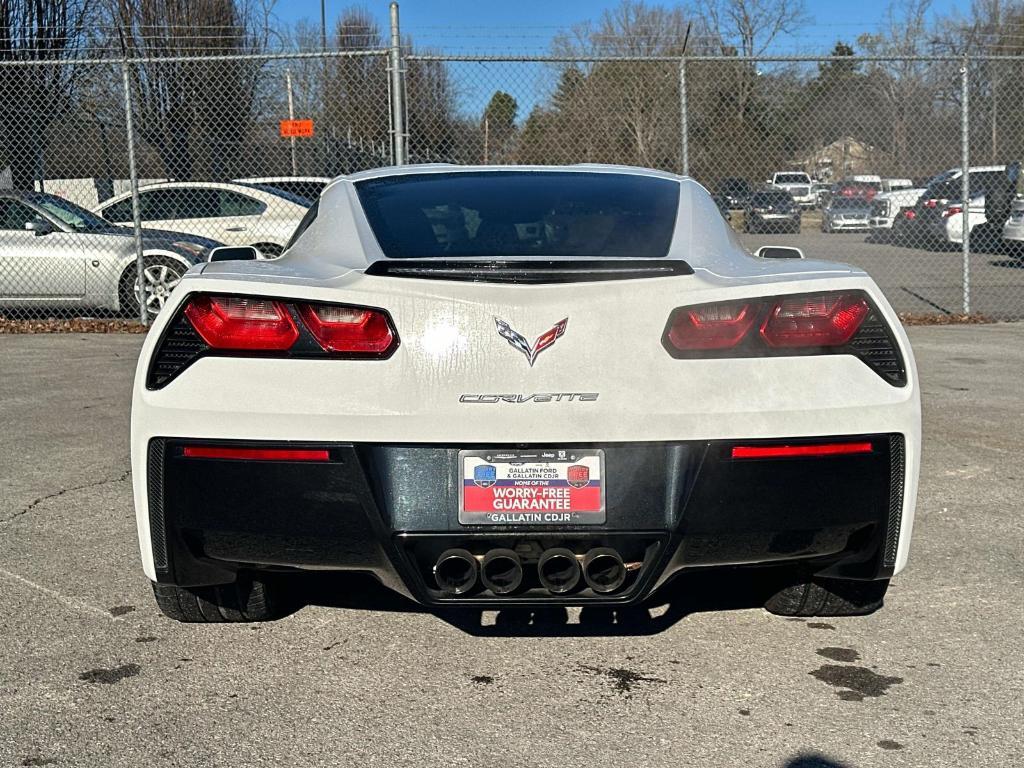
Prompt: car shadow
<box><xmin>288</xmin><ymin>568</ymin><xmax>785</xmax><ymax>637</ymax></box>
<box><xmin>781</xmin><ymin>756</ymin><xmax>854</xmax><ymax>768</ymax></box>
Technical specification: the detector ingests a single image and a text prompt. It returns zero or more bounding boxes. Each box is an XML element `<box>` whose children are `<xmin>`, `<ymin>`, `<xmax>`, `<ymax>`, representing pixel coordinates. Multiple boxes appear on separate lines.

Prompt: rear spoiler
<box><xmin>363</xmin><ymin>259</ymin><xmax>693</xmax><ymax>284</ymax></box>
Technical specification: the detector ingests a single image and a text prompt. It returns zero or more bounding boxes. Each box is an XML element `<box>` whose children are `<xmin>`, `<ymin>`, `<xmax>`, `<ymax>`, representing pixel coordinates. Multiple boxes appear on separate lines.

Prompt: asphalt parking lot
<box><xmin>735</xmin><ymin>216</ymin><xmax>1024</xmax><ymax>319</ymax></box>
<box><xmin>1</xmin><ymin>328</ymin><xmax>1022</xmax><ymax>767</ymax></box>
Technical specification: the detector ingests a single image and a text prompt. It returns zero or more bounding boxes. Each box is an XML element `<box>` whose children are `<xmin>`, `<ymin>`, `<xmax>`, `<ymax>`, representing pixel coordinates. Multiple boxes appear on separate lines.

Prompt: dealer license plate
<box><xmin>459</xmin><ymin>449</ymin><xmax>605</xmax><ymax>525</ymax></box>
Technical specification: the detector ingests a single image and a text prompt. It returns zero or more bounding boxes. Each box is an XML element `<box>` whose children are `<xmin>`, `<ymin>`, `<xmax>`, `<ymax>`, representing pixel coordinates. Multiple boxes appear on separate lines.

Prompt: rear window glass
<box><xmin>355</xmin><ymin>171</ymin><xmax>680</xmax><ymax>259</ymax></box>
<box><xmin>775</xmin><ymin>174</ymin><xmax>810</xmax><ymax>184</ymax></box>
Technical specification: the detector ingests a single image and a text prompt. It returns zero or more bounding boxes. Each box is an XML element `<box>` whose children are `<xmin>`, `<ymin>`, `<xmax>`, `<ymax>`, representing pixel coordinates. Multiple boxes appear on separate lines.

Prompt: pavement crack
<box><xmin>2</xmin><ymin>469</ymin><xmax>131</xmax><ymax>526</ymax></box>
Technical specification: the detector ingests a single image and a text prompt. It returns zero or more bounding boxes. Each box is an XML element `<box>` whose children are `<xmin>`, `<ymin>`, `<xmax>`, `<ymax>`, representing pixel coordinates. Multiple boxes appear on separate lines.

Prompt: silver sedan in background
<box><xmin>0</xmin><ymin>191</ymin><xmax>220</xmax><ymax>318</ymax></box>
<box><xmin>821</xmin><ymin>196</ymin><xmax>873</xmax><ymax>233</ymax></box>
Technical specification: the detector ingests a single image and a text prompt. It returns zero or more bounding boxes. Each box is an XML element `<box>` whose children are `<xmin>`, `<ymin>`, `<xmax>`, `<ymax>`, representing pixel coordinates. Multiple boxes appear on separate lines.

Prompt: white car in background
<box><xmin>1000</xmin><ymin>199</ymin><xmax>1024</xmax><ymax>252</ymax></box>
<box><xmin>234</xmin><ymin>176</ymin><xmax>331</xmax><ymax>203</ymax></box>
<box><xmin>767</xmin><ymin>171</ymin><xmax>816</xmax><ymax>208</ymax></box>
<box><xmin>94</xmin><ymin>181</ymin><xmax>311</xmax><ymax>258</ymax></box>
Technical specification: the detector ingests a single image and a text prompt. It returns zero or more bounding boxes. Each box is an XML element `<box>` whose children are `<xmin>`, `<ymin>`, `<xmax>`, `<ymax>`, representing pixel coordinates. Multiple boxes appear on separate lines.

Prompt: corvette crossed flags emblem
<box><xmin>494</xmin><ymin>317</ymin><xmax>568</xmax><ymax>367</ymax></box>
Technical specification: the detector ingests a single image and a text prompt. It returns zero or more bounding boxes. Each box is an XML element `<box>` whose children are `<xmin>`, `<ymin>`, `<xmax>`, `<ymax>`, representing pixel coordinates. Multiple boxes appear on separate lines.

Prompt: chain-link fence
<box><xmin>2</xmin><ymin>44</ymin><xmax>1024</xmax><ymax>324</ymax></box>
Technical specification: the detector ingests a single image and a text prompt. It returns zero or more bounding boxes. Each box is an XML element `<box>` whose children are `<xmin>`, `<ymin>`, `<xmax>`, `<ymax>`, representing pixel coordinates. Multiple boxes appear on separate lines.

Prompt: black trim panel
<box><xmin>364</xmin><ymin>259</ymin><xmax>694</xmax><ymax>283</ymax></box>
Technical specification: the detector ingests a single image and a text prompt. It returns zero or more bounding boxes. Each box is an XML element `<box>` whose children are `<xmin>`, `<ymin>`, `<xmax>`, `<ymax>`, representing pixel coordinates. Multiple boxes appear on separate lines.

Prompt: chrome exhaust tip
<box><xmin>433</xmin><ymin>548</ymin><xmax>478</xmax><ymax>595</ymax></box>
<box><xmin>480</xmin><ymin>548</ymin><xmax>523</xmax><ymax>595</ymax></box>
<box><xmin>582</xmin><ymin>547</ymin><xmax>626</xmax><ymax>594</ymax></box>
<box><xmin>537</xmin><ymin>548</ymin><xmax>582</xmax><ymax>594</ymax></box>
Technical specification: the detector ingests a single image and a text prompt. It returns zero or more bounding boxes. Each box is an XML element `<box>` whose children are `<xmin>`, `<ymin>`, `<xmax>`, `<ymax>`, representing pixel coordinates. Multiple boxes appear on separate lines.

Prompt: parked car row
<box><xmin>716</xmin><ymin>173</ymin><xmax>918</xmax><ymax>214</ymax></box>
<box><xmin>0</xmin><ymin>176</ymin><xmax>333</xmax><ymax>319</ymax></box>
<box><xmin>716</xmin><ymin>164</ymin><xmax>1024</xmax><ymax>254</ymax></box>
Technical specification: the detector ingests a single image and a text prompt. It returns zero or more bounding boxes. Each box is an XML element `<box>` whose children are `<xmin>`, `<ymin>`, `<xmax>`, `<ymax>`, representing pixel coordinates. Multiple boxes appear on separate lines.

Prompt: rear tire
<box><xmin>764</xmin><ymin>577</ymin><xmax>889</xmax><ymax>617</ymax></box>
<box><xmin>151</xmin><ymin>576</ymin><xmax>285</xmax><ymax>623</ymax></box>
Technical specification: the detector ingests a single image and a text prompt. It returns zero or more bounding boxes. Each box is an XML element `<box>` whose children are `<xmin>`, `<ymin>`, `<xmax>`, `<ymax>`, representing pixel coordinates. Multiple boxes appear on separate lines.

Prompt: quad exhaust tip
<box><xmin>537</xmin><ymin>548</ymin><xmax>582</xmax><ymax>594</ymax></box>
<box><xmin>480</xmin><ymin>548</ymin><xmax>523</xmax><ymax>595</ymax></box>
<box><xmin>433</xmin><ymin>548</ymin><xmax>478</xmax><ymax>595</ymax></box>
<box><xmin>582</xmin><ymin>547</ymin><xmax>627</xmax><ymax>594</ymax></box>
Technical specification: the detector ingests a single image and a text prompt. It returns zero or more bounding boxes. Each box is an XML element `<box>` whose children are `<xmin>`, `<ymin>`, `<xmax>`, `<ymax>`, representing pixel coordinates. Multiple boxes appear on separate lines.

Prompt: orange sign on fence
<box><xmin>280</xmin><ymin>119</ymin><xmax>314</xmax><ymax>138</ymax></box>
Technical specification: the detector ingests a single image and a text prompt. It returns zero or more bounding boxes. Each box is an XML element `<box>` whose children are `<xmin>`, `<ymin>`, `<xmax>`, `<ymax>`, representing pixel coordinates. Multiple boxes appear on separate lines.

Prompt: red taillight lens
<box><xmin>904</xmin><ymin>210</ymin><xmax>916</xmax><ymax>220</ymax></box>
<box><xmin>760</xmin><ymin>292</ymin><xmax>869</xmax><ymax>348</ymax></box>
<box><xmin>297</xmin><ymin>303</ymin><xmax>396</xmax><ymax>354</ymax></box>
<box><xmin>184</xmin><ymin>295</ymin><xmax>299</xmax><ymax>350</ymax></box>
<box><xmin>667</xmin><ymin>300</ymin><xmax>757</xmax><ymax>350</ymax></box>
<box><xmin>924</xmin><ymin>199</ymin><xmax>937</xmax><ymax>208</ymax></box>
<box><xmin>731</xmin><ymin>442</ymin><xmax>873</xmax><ymax>459</ymax></box>
<box><xmin>183</xmin><ymin>445</ymin><xmax>329</xmax><ymax>461</ymax></box>
<box><xmin>943</xmin><ymin>205</ymin><xmax>963</xmax><ymax>218</ymax></box>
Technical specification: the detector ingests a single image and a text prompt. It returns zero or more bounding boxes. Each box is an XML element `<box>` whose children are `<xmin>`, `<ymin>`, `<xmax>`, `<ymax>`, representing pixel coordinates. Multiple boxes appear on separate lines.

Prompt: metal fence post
<box><xmin>960</xmin><ymin>57</ymin><xmax>971</xmax><ymax>316</ymax></box>
<box><xmin>679</xmin><ymin>57</ymin><xmax>689</xmax><ymax>176</ymax></box>
<box><xmin>120</xmin><ymin>58</ymin><xmax>147</xmax><ymax>326</ymax></box>
<box><xmin>388</xmin><ymin>1</ymin><xmax>407</xmax><ymax>165</ymax></box>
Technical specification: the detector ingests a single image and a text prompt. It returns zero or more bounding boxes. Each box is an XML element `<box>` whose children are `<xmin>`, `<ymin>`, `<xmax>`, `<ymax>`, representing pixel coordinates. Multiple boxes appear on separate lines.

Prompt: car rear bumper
<box><xmin>827</xmin><ymin>220</ymin><xmax>871</xmax><ymax>231</ymax></box>
<box><xmin>144</xmin><ymin>434</ymin><xmax>908</xmax><ymax>607</ymax></box>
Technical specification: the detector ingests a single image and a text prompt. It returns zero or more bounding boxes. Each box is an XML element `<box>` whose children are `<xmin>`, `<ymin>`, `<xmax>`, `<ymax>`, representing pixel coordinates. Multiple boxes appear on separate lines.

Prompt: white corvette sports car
<box><xmin>130</xmin><ymin>164</ymin><xmax>920</xmax><ymax>622</ymax></box>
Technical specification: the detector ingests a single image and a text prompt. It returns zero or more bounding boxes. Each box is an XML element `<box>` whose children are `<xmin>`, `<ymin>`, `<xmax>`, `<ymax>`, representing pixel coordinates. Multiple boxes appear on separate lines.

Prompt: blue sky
<box><xmin>278</xmin><ymin>0</ymin><xmax>964</xmax><ymax>55</ymax></box>
<box><xmin>275</xmin><ymin>0</ymin><xmax>965</xmax><ymax>119</ymax></box>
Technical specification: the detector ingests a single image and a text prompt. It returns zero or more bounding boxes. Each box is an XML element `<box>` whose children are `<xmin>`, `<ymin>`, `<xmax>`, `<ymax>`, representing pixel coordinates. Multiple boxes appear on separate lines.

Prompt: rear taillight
<box><xmin>942</xmin><ymin>205</ymin><xmax>963</xmax><ymax>218</ymax></box>
<box><xmin>184</xmin><ymin>295</ymin><xmax>299</xmax><ymax>351</ymax></box>
<box><xmin>662</xmin><ymin>290</ymin><xmax>906</xmax><ymax>386</ymax></box>
<box><xmin>904</xmin><ymin>210</ymin><xmax>916</xmax><ymax>220</ymax></box>
<box><xmin>147</xmin><ymin>293</ymin><xmax>399</xmax><ymax>389</ymax></box>
<box><xmin>667</xmin><ymin>300</ymin><xmax>756</xmax><ymax>350</ymax></box>
<box><xmin>298</xmin><ymin>303</ymin><xmax>395</xmax><ymax>354</ymax></box>
<box><xmin>924</xmin><ymin>199</ymin><xmax>938</xmax><ymax>208</ymax></box>
<box><xmin>760</xmin><ymin>293</ymin><xmax>870</xmax><ymax>348</ymax></box>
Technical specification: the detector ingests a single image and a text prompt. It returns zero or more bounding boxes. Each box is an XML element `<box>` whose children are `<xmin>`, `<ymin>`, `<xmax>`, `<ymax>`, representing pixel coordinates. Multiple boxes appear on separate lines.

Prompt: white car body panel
<box><xmin>130</xmin><ymin>165</ymin><xmax>921</xmax><ymax>597</ymax></box>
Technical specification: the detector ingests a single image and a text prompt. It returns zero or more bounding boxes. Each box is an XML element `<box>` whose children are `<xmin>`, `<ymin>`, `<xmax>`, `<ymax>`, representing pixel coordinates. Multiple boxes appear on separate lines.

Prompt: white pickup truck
<box><xmin>869</xmin><ymin>187</ymin><xmax>926</xmax><ymax>232</ymax></box>
<box><xmin>767</xmin><ymin>172</ymin><xmax>816</xmax><ymax>208</ymax></box>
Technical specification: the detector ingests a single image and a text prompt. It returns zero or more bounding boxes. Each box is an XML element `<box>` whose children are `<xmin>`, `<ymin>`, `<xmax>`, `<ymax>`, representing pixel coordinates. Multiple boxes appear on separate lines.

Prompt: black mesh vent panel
<box><xmin>884</xmin><ymin>434</ymin><xmax>906</xmax><ymax>567</ymax></box>
<box><xmin>147</xmin><ymin>438</ymin><xmax>169</xmax><ymax>573</ymax></box>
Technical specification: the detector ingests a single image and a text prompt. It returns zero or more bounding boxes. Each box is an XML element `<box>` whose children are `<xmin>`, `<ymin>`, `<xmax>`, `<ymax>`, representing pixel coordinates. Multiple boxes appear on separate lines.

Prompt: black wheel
<box><xmin>151</xmin><ymin>576</ymin><xmax>285</xmax><ymax>623</ymax></box>
<box><xmin>119</xmin><ymin>256</ymin><xmax>188</xmax><ymax>320</ymax></box>
<box><xmin>252</xmin><ymin>242</ymin><xmax>283</xmax><ymax>258</ymax></box>
<box><xmin>764</xmin><ymin>577</ymin><xmax>889</xmax><ymax>617</ymax></box>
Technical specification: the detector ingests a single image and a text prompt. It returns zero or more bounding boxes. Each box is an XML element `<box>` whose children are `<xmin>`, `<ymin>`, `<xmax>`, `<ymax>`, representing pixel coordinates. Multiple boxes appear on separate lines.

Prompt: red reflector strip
<box><xmin>731</xmin><ymin>442</ymin><xmax>873</xmax><ymax>459</ymax></box>
<box><xmin>182</xmin><ymin>446</ymin><xmax>330</xmax><ymax>461</ymax></box>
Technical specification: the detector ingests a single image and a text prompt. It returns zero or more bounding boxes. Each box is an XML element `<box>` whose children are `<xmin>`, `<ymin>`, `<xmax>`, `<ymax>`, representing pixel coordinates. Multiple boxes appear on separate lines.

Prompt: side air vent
<box><xmin>883</xmin><ymin>434</ymin><xmax>906</xmax><ymax>567</ymax></box>
<box><xmin>847</xmin><ymin>311</ymin><xmax>907</xmax><ymax>386</ymax></box>
<box><xmin>147</xmin><ymin>313</ymin><xmax>209</xmax><ymax>389</ymax></box>
<box><xmin>364</xmin><ymin>259</ymin><xmax>694</xmax><ymax>284</ymax></box>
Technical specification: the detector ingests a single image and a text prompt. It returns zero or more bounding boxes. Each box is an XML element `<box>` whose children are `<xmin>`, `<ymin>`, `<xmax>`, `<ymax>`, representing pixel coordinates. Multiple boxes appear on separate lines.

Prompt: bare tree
<box><xmin>698</xmin><ymin>0</ymin><xmax>808</xmax><ymax>124</ymax></box>
<box><xmin>530</xmin><ymin>1</ymin><xmax>695</xmax><ymax>169</ymax></box>
<box><xmin>113</xmin><ymin>0</ymin><xmax>272</xmax><ymax>179</ymax></box>
<box><xmin>0</xmin><ymin>0</ymin><xmax>98</xmax><ymax>188</ymax></box>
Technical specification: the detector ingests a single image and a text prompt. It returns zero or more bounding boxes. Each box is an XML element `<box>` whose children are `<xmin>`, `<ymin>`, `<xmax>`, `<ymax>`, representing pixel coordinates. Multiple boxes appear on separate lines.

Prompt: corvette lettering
<box><xmin>459</xmin><ymin>393</ymin><xmax>599</xmax><ymax>403</ymax></box>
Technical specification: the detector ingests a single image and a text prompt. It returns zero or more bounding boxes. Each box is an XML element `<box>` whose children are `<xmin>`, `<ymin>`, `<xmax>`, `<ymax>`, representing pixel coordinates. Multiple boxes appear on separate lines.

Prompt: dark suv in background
<box><xmin>717</xmin><ymin>177</ymin><xmax>753</xmax><ymax>209</ymax></box>
<box><xmin>743</xmin><ymin>190</ymin><xmax>801</xmax><ymax>234</ymax></box>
